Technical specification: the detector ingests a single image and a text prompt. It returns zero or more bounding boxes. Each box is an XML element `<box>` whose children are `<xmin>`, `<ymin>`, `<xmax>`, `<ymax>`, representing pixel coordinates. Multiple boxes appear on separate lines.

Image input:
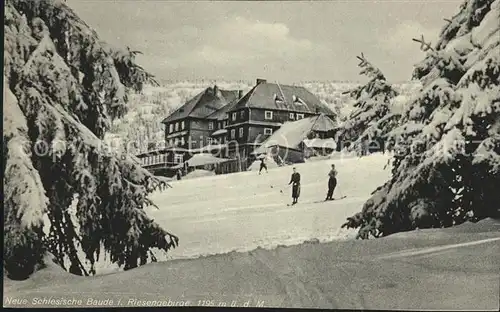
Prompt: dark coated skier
<box><xmin>288</xmin><ymin>167</ymin><xmax>301</xmax><ymax>205</ymax></box>
<box><xmin>325</xmin><ymin>164</ymin><xmax>337</xmax><ymax>200</ymax></box>
<box><xmin>259</xmin><ymin>158</ymin><xmax>268</xmax><ymax>174</ymax></box>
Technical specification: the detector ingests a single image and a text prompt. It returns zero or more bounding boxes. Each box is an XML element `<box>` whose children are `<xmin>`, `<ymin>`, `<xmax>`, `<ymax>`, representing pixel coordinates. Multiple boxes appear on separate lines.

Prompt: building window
<box><xmin>174</xmin><ymin>153</ymin><xmax>183</xmax><ymax>164</ymax></box>
<box><xmin>174</xmin><ymin>138</ymin><xmax>179</xmax><ymax>146</ymax></box>
<box><xmin>175</xmin><ymin>122</ymin><xmax>179</xmax><ymax>132</ymax></box>
<box><xmin>209</xmin><ymin>122</ymin><xmax>214</xmax><ymax>130</ymax></box>
<box><xmin>181</xmin><ymin>121</ymin><xmax>185</xmax><ymax>130</ymax></box>
<box><xmin>265</xmin><ymin>111</ymin><xmax>273</xmax><ymax>120</ymax></box>
<box><xmin>264</xmin><ymin>128</ymin><xmax>273</xmax><ymax>135</ymax></box>
<box><xmin>240</xmin><ymin>110</ymin><xmax>245</xmax><ymax>118</ymax></box>
<box><xmin>169</xmin><ymin>124</ymin><xmax>173</xmax><ymax>133</ymax></box>
<box><xmin>180</xmin><ymin>137</ymin><xmax>185</xmax><ymax>146</ymax></box>
<box><xmin>232</xmin><ymin>112</ymin><xmax>237</xmax><ymax>121</ymax></box>
<box><xmin>239</xmin><ymin>127</ymin><xmax>244</xmax><ymax>138</ymax></box>
<box><xmin>223</xmin><ymin>120</ymin><xmax>227</xmax><ymax>127</ymax></box>
<box><xmin>296</xmin><ymin>113</ymin><xmax>304</xmax><ymax>120</ymax></box>
<box><xmin>169</xmin><ymin>139</ymin><xmax>173</xmax><ymax>146</ymax></box>
<box><xmin>231</xmin><ymin>129</ymin><xmax>236</xmax><ymax>139</ymax></box>
<box><xmin>289</xmin><ymin>113</ymin><xmax>295</xmax><ymax>120</ymax></box>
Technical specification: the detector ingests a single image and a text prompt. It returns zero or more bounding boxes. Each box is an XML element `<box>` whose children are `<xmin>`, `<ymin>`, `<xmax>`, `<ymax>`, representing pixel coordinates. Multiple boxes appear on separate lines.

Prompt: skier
<box><xmin>325</xmin><ymin>164</ymin><xmax>337</xmax><ymax>201</ymax></box>
<box><xmin>176</xmin><ymin>169</ymin><xmax>182</xmax><ymax>181</ymax></box>
<box><xmin>259</xmin><ymin>157</ymin><xmax>268</xmax><ymax>174</ymax></box>
<box><xmin>288</xmin><ymin>167</ymin><xmax>301</xmax><ymax>205</ymax></box>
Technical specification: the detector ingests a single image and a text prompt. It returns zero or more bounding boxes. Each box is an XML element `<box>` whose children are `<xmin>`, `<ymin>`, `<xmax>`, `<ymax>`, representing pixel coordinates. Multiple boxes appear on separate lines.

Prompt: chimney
<box><xmin>238</xmin><ymin>90</ymin><xmax>243</xmax><ymax>98</ymax></box>
<box><xmin>256</xmin><ymin>78</ymin><xmax>267</xmax><ymax>85</ymax></box>
<box><xmin>213</xmin><ymin>85</ymin><xmax>222</xmax><ymax>98</ymax></box>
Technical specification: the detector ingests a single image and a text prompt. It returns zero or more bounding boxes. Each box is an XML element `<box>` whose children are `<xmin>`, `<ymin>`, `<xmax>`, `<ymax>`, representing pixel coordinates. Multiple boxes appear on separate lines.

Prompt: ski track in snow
<box><xmin>377</xmin><ymin>237</ymin><xmax>500</xmax><ymax>260</ymax></box>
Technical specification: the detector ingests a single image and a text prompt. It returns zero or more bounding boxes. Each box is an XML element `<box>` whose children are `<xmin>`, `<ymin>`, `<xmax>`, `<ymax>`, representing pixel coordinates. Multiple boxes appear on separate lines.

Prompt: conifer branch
<box><xmin>412</xmin><ymin>35</ymin><xmax>435</xmax><ymax>52</ymax></box>
<box><xmin>356</xmin><ymin>52</ymin><xmax>386</xmax><ymax>80</ymax></box>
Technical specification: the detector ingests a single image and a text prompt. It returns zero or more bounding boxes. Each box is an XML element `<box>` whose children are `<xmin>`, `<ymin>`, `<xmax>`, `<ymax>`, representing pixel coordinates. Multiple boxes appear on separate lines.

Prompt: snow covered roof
<box><xmin>210</xmin><ymin>129</ymin><xmax>227</xmax><ymax>136</ymax></box>
<box><xmin>182</xmin><ymin>153</ymin><xmax>231</xmax><ymax>167</ymax></box>
<box><xmin>252</xmin><ymin>114</ymin><xmax>337</xmax><ymax>154</ymax></box>
<box><xmin>303</xmin><ymin>138</ymin><xmax>337</xmax><ymax>149</ymax></box>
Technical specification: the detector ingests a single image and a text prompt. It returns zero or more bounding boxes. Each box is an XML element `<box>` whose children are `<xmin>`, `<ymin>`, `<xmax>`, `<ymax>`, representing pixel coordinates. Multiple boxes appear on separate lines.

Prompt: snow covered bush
<box><xmin>335</xmin><ymin>53</ymin><xmax>400</xmax><ymax>155</ymax></box>
<box><xmin>3</xmin><ymin>0</ymin><xmax>178</xmax><ymax>279</ymax></box>
<box><xmin>343</xmin><ymin>0</ymin><xmax>500</xmax><ymax>238</ymax></box>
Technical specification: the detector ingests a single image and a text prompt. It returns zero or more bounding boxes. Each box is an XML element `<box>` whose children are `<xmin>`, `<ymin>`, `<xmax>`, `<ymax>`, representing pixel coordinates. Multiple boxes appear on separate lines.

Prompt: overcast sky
<box><xmin>67</xmin><ymin>0</ymin><xmax>461</xmax><ymax>84</ymax></box>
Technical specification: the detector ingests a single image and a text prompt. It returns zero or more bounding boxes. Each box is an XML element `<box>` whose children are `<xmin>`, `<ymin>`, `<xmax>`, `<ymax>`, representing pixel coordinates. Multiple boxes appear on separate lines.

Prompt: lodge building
<box><xmin>136</xmin><ymin>79</ymin><xmax>337</xmax><ymax>176</ymax></box>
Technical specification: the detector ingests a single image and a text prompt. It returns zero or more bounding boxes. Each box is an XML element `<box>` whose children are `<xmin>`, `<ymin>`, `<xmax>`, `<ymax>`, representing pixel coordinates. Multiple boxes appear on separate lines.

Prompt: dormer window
<box><xmin>265</xmin><ymin>111</ymin><xmax>273</xmax><ymax>120</ymax></box>
<box><xmin>274</xmin><ymin>94</ymin><xmax>284</xmax><ymax>104</ymax></box>
<box><xmin>232</xmin><ymin>112</ymin><xmax>237</xmax><ymax>121</ymax></box>
<box><xmin>293</xmin><ymin>95</ymin><xmax>307</xmax><ymax>105</ymax></box>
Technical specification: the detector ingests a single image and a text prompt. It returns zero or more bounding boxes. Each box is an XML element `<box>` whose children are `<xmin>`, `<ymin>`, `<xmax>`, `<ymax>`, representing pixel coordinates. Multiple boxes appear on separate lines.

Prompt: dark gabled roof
<box><xmin>228</xmin><ymin>82</ymin><xmax>335</xmax><ymax>115</ymax></box>
<box><xmin>205</xmin><ymin>96</ymin><xmax>241</xmax><ymax>121</ymax></box>
<box><xmin>161</xmin><ymin>86</ymin><xmax>240</xmax><ymax>124</ymax></box>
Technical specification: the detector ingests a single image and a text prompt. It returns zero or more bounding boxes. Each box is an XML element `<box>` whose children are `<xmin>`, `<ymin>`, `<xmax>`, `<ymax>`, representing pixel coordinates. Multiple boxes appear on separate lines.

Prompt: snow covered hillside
<box><xmin>144</xmin><ymin>153</ymin><xmax>392</xmax><ymax>261</ymax></box>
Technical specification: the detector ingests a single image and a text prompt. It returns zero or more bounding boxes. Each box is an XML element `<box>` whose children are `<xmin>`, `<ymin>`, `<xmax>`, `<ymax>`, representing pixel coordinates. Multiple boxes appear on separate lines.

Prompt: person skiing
<box><xmin>288</xmin><ymin>167</ymin><xmax>301</xmax><ymax>205</ymax></box>
<box><xmin>259</xmin><ymin>157</ymin><xmax>268</xmax><ymax>174</ymax></box>
<box><xmin>325</xmin><ymin>164</ymin><xmax>337</xmax><ymax>200</ymax></box>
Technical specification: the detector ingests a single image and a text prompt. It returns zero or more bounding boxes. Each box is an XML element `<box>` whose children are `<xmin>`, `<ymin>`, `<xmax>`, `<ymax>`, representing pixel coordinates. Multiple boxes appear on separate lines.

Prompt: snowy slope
<box><xmin>72</xmin><ymin>153</ymin><xmax>391</xmax><ymax>274</ymax></box>
<box><xmin>5</xmin><ymin>218</ymin><xmax>499</xmax><ymax>309</ymax></box>
<box><xmin>145</xmin><ymin>153</ymin><xmax>392</xmax><ymax>261</ymax></box>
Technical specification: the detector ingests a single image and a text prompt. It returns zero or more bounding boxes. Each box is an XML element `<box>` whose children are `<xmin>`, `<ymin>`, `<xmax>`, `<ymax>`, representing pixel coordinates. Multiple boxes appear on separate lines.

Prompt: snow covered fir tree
<box><xmin>335</xmin><ymin>53</ymin><xmax>399</xmax><ymax>156</ymax></box>
<box><xmin>3</xmin><ymin>0</ymin><xmax>178</xmax><ymax>280</ymax></box>
<box><xmin>343</xmin><ymin>0</ymin><xmax>500</xmax><ymax>238</ymax></box>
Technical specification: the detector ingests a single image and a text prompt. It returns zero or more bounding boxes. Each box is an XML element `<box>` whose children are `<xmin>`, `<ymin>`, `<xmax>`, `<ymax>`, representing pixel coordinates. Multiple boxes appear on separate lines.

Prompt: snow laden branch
<box><xmin>334</xmin><ymin>53</ymin><xmax>399</xmax><ymax>156</ymax></box>
<box><xmin>343</xmin><ymin>0</ymin><xmax>500</xmax><ymax>239</ymax></box>
<box><xmin>3</xmin><ymin>0</ymin><xmax>178</xmax><ymax>280</ymax></box>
